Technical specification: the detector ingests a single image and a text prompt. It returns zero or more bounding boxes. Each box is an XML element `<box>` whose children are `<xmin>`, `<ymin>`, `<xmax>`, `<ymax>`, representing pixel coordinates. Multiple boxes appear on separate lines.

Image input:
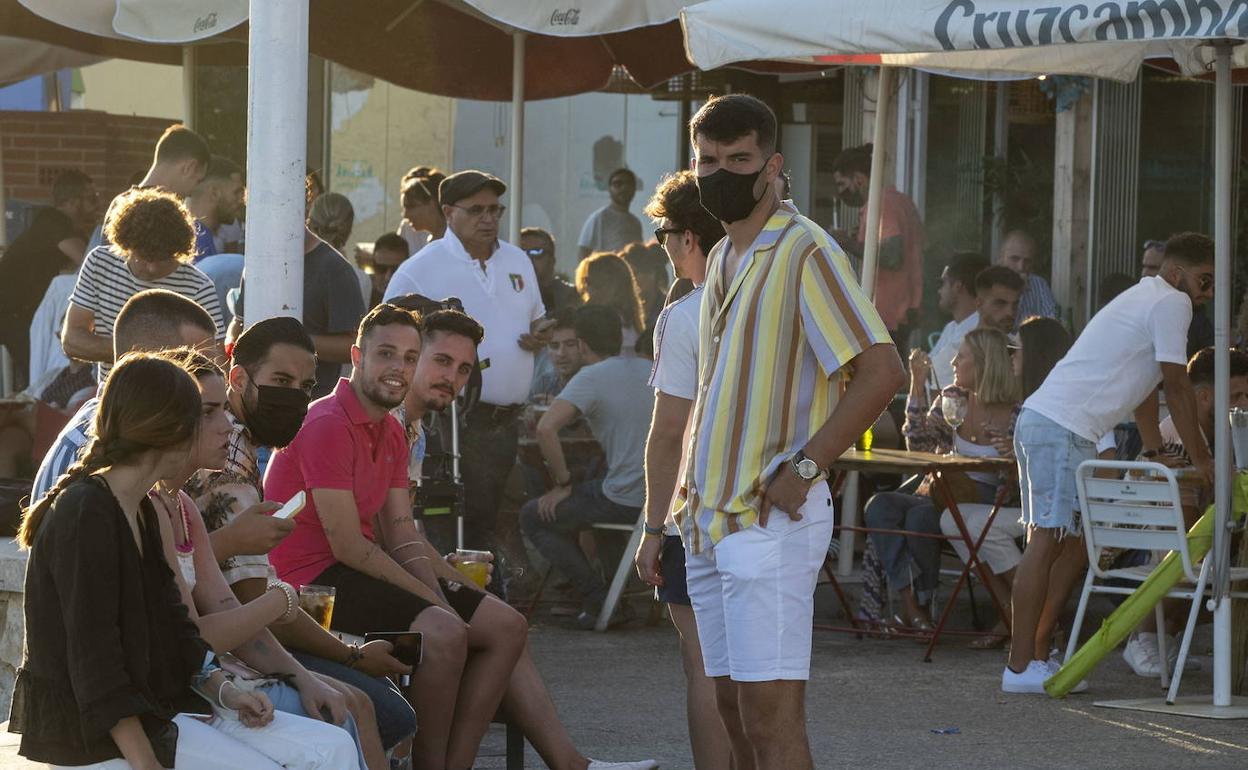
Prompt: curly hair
<box><xmin>105</xmin><ymin>187</ymin><xmax>195</xmax><ymax>263</ymax></box>
<box><xmin>643</xmin><ymin>170</ymin><xmax>725</xmax><ymax>257</ymax></box>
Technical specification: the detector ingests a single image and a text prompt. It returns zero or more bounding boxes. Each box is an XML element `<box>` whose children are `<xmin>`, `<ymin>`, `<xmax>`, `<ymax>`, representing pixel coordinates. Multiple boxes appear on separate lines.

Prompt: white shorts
<box><xmin>685</xmin><ymin>483</ymin><xmax>835</xmax><ymax>682</ymax></box>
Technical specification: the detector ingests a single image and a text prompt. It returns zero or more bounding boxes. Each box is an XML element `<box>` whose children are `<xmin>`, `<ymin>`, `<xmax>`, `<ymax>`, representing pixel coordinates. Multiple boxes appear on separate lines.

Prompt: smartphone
<box><xmin>272</xmin><ymin>490</ymin><xmax>306</xmax><ymax>520</ymax></box>
<box><xmin>364</xmin><ymin>631</ymin><xmax>423</xmax><ymax>667</ymax></box>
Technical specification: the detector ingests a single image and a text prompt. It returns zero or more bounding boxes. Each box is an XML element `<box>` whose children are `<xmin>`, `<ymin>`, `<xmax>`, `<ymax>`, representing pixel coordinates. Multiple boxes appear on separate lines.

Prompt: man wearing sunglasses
<box><xmin>1003</xmin><ymin>231</ymin><xmax>1216</xmax><ymax>695</ymax></box>
<box><xmin>384</xmin><ymin>171</ymin><xmax>550</xmax><ymax>571</ymax></box>
<box><xmin>520</xmin><ymin>227</ymin><xmax>580</xmax><ymax>316</ymax></box>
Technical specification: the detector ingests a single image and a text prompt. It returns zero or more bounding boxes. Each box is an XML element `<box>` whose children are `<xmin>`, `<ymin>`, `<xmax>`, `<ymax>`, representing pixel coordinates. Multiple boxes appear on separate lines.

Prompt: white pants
<box><xmin>54</xmin><ymin>711</ymin><xmax>358</xmax><ymax>770</ymax></box>
<box><xmin>940</xmin><ymin>504</ymin><xmax>1025</xmax><ymax>576</ymax></box>
<box><xmin>685</xmin><ymin>483</ymin><xmax>835</xmax><ymax>682</ymax></box>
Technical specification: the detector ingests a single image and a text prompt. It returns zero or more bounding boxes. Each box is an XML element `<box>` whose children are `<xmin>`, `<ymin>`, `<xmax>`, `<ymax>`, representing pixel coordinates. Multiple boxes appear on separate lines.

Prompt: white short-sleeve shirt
<box><xmin>649</xmin><ymin>285</ymin><xmax>702</xmax><ymax>532</ymax></box>
<box><xmin>929</xmin><ymin>311</ymin><xmax>979</xmax><ymax>391</ymax></box>
<box><xmin>1025</xmin><ymin>276</ymin><xmax>1192</xmax><ymax>442</ymax></box>
<box><xmin>383</xmin><ymin>228</ymin><xmax>546</xmax><ymax>406</ymax></box>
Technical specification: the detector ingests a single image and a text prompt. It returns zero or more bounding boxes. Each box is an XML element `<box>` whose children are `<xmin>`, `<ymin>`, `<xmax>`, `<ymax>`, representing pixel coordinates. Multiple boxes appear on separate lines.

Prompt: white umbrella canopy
<box><xmin>682</xmin><ymin>0</ymin><xmax>1248</xmax><ymax>79</ymax></box>
<box><xmin>0</xmin><ymin>35</ymin><xmax>104</xmax><ymax>84</ymax></box>
<box><xmin>681</xmin><ymin>0</ymin><xmax>1246</xmax><ymax>712</ymax></box>
<box><xmin>458</xmin><ymin>0</ymin><xmax>695</xmax><ymax>35</ymax></box>
<box><xmin>16</xmin><ymin>0</ymin><xmax>246</xmax><ymax>43</ymax></box>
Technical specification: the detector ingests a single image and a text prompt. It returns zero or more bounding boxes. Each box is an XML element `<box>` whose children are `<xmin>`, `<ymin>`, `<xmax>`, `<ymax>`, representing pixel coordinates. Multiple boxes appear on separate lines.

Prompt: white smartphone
<box><xmin>272</xmin><ymin>491</ymin><xmax>306</xmax><ymax>520</ymax></box>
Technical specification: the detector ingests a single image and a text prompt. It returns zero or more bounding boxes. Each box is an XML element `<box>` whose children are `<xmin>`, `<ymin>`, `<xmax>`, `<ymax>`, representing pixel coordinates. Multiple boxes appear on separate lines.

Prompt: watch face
<box><xmin>796</xmin><ymin>458</ymin><xmax>820</xmax><ymax>479</ymax></box>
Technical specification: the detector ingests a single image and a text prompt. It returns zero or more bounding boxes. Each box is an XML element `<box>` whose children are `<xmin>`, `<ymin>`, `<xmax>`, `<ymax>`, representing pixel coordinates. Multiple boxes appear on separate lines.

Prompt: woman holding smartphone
<box><xmin>10</xmin><ymin>353</ymin><xmax>354</xmax><ymax>769</ymax></box>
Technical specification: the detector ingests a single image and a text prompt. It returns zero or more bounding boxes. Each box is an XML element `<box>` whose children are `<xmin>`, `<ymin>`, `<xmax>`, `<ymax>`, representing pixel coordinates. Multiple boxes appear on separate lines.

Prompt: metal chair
<box><xmin>1068</xmin><ymin>460</ymin><xmax>1248</xmax><ymax>703</ymax></box>
<box><xmin>592</xmin><ymin>510</ymin><xmax>648</xmax><ymax>632</ymax></box>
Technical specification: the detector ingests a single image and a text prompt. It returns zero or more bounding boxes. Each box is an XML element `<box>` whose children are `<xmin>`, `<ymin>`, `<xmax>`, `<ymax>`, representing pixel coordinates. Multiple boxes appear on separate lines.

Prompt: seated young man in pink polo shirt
<box><xmin>265</xmin><ymin>303</ymin><xmax>525</xmax><ymax>770</ymax></box>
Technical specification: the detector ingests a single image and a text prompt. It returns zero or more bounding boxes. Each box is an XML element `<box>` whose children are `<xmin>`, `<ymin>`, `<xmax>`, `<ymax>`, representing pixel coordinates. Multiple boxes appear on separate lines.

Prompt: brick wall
<box><xmin>0</xmin><ymin>110</ymin><xmax>177</xmax><ymax>207</ymax></box>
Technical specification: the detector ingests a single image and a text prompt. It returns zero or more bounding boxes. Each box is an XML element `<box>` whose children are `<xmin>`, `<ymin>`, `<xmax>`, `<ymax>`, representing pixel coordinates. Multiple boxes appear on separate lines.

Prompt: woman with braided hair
<box><xmin>9</xmin><ymin>353</ymin><xmax>355</xmax><ymax>769</ymax></box>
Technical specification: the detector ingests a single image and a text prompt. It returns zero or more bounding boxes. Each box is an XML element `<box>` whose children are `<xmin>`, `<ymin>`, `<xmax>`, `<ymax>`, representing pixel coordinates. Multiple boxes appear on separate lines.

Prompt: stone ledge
<box><xmin>0</xmin><ymin>540</ymin><xmax>25</xmax><ymax>595</ymax></box>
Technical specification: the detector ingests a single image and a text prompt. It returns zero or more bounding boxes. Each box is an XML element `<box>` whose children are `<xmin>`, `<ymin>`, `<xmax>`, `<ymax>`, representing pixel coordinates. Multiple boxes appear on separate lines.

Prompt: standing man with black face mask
<box><xmin>680</xmin><ymin>95</ymin><xmax>904</xmax><ymax>770</ymax></box>
<box><xmin>830</xmin><ymin>143</ymin><xmax>926</xmax><ymax>360</ymax></box>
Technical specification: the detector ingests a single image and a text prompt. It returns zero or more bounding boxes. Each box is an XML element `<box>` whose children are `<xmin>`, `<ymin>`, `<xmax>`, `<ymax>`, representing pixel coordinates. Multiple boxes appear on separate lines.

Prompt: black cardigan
<box><xmin>8</xmin><ymin>475</ymin><xmax>211</xmax><ymax>767</ymax></box>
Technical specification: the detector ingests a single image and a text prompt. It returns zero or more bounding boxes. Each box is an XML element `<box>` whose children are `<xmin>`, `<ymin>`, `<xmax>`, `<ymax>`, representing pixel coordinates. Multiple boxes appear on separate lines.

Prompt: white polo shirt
<box><xmin>384</xmin><ymin>228</ymin><xmax>545</xmax><ymax>406</ymax></box>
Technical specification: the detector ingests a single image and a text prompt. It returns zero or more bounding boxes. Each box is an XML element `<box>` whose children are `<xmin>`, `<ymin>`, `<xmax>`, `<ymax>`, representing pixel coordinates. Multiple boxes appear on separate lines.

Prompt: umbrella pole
<box><xmin>1212</xmin><ymin>40</ymin><xmax>1234</xmax><ymax>708</ymax></box>
<box><xmin>861</xmin><ymin>66</ymin><xmax>892</xmax><ymax>299</ymax></box>
<box><xmin>182</xmin><ymin>46</ymin><xmax>197</xmax><ymax>130</ymax></box>
<box><xmin>508</xmin><ymin>31</ymin><xmax>526</xmax><ymax>243</ymax></box>
<box><xmin>244</xmin><ymin>0</ymin><xmax>309</xmax><ymax>324</ymax></box>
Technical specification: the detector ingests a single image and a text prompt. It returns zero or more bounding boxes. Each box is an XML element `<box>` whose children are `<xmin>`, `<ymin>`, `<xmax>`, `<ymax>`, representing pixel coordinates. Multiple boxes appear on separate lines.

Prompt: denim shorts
<box><xmin>1014</xmin><ymin>408</ymin><xmax>1096</xmax><ymax>535</ymax></box>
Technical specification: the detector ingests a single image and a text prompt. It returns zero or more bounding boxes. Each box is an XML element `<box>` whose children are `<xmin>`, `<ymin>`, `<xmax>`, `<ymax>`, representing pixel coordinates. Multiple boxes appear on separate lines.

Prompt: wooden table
<box><xmin>823</xmin><ymin>448</ymin><xmax>1016</xmax><ymax>661</ymax></box>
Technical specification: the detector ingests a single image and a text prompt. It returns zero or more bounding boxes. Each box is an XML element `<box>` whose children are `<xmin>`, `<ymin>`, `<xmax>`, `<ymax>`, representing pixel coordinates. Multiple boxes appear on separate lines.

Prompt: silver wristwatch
<box><xmin>790</xmin><ymin>450</ymin><xmax>821</xmax><ymax>481</ymax></box>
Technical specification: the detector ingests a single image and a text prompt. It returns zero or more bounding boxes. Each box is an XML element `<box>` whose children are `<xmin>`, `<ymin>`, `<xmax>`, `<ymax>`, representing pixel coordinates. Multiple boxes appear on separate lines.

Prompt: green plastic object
<box><xmin>1045</xmin><ymin>473</ymin><xmax>1248</xmax><ymax>698</ymax></box>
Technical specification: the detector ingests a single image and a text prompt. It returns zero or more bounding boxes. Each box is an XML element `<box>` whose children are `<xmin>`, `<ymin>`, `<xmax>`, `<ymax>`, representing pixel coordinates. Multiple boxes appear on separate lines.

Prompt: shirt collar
<box><xmin>334</xmin><ymin>378</ymin><xmax>380</xmax><ymax>426</ymax></box>
<box><xmin>442</xmin><ymin>226</ymin><xmax>497</xmax><ymax>265</ymax></box>
<box><xmin>751</xmin><ymin>203</ymin><xmax>799</xmax><ymax>256</ymax></box>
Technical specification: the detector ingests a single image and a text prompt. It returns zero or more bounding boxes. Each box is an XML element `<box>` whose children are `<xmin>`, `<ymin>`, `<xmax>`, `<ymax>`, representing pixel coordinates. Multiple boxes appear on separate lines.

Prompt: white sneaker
<box><xmin>587</xmin><ymin>760</ymin><xmax>659</xmax><ymax>770</ymax></box>
<box><xmin>1045</xmin><ymin>655</ymin><xmax>1089</xmax><ymax>693</ymax></box>
<box><xmin>1002</xmin><ymin>660</ymin><xmax>1050</xmax><ymax>694</ymax></box>
<box><xmin>1123</xmin><ymin>633</ymin><xmax>1164</xmax><ymax>677</ymax></box>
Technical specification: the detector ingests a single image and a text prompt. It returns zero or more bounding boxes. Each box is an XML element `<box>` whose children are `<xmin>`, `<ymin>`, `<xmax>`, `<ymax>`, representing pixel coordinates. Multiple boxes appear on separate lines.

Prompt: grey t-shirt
<box><xmin>578</xmin><ymin>205</ymin><xmax>643</xmax><ymax>254</ymax></box>
<box><xmin>237</xmin><ymin>240</ymin><xmax>366</xmax><ymax>398</ymax></box>
<box><xmin>556</xmin><ymin>356</ymin><xmax>655</xmax><ymax>507</ymax></box>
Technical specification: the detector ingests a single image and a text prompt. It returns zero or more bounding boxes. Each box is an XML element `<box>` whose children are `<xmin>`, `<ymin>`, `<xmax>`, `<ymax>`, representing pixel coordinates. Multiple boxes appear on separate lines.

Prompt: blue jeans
<box><xmin>864</xmin><ymin>492</ymin><xmax>941</xmax><ymax>602</ymax></box>
<box><xmin>259</xmin><ymin>680</ymin><xmax>367</xmax><ymax>770</ymax></box>
<box><xmin>519</xmin><ymin>480</ymin><xmax>639</xmax><ymax>610</ymax></box>
<box><xmin>291</xmin><ymin>652</ymin><xmax>416</xmax><ymax>750</ymax></box>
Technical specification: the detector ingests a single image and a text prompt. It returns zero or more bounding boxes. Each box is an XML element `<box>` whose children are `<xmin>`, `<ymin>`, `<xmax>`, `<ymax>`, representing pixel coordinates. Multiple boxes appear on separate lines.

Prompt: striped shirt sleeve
<box><xmin>68</xmin><ymin>248</ymin><xmax>105</xmax><ymax>314</ymax></box>
<box><xmin>798</xmin><ymin>243</ymin><xmax>893</xmax><ymax>377</ymax></box>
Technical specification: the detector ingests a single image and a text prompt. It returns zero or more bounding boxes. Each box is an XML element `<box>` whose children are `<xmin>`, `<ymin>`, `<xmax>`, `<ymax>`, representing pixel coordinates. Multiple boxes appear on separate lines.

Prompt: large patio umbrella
<box><xmin>681</xmin><ymin>0</ymin><xmax>1248</xmax><ymax>715</ymax></box>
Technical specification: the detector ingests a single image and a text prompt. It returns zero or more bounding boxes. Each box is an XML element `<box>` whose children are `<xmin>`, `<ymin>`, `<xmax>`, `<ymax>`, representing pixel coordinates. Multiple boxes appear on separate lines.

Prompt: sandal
<box><xmin>969</xmin><ymin>632</ymin><xmax>1009</xmax><ymax>650</ymax></box>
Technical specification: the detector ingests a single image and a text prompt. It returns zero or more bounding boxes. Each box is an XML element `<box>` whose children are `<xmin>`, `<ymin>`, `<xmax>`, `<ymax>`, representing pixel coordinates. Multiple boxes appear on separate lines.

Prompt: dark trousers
<box><xmin>459</xmin><ymin>407</ymin><xmax>520</xmax><ymax>551</ymax></box>
<box><xmin>519</xmin><ymin>479</ymin><xmax>639</xmax><ymax>610</ymax></box>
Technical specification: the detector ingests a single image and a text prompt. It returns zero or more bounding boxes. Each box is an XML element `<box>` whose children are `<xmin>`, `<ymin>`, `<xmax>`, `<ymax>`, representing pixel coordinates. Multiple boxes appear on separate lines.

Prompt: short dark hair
<box><xmin>1164</xmin><ymin>232</ymin><xmax>1214</xmax><ymax>267</ymax></box>
<box><xmin>975</xmin><ymin>264</ymin><xmax>1025</xmax><ymax>295</ymax></box>
<box><xmin>621</xmin><ymin>241</ymin><xmax>669</xmax><ymax>286</ymax></box>
<box><xmin>609</xmin><ymin>168</ymin><xmax>637</xmax><ymax>186</ymax></box>
<box><xmin>232</xmin><ymin>316</ymin><xmax>316</xmax><ymax>370</ymax></box>
<box><xmin>114</xmin><ymin>289</ymin><xmax>215</xmax><ymax>354</ymax></box>
<box><xmin>520</xmin><ymin>227</ymin><xmax>556</xmax><ymax>259</ymax></box>
<box><xmin>689</xmin><ymin>94</ymin><xmax>777</xmax><ymax>155</ymax></box>
<box><xmin>356</xmin><ymin>303</ymin><xmax>422</xmax><ymax>348</ymax></box>
<box><xmin>373</xmin><ymin>232</ymin><xmax>409</xmax><ymax>255</ymax></box>
<box><xmin>1188</xmin><ymin>347</ymin><xmax>1248</xmax><ymax>388</ymax></box>
<box><xmin>51</xmin><ymin>169</ymin><xmax>93</xmax><ymax>207</ymax></box>
<box><xmin>644</xmin><ymin>170</ymin><xmax>725</xmax><ymax>257</ymax></box>
<box><xmin>421</xmin><ymin>309</ymin><xmax>484</xmax><ymax>347</ymax></box>
<box><xmin>202</xmin><ymin>154</ymin><xmax>242</xmax><ymax>184</ymax></box>
<box><xmin>105</xmin><ymin>187</ymin><xmax>195</xmax><ymax>263</ymax></box>
<box><xmin>154</xmin><ymin>124</ymin><xmax>210</xmax><ymax>168</ymax></box>
<box><xmin>550</xmin><ymin>307</ymin><xmax>578</xmax><ymax>333</ymax></box>
<box><xmin>573</xmin><ymin>304</ymin><xmax>623</xmax><ymax>359</ymax></box>
<box><xmin>832</xmin><ymin>144</ymin><xmax>873</xmax><ymax>177</ymax></box>
<box><xmin>946</xmin><ymin>252</ymin><xmax>989</xmax><ymax>296</ymax></box>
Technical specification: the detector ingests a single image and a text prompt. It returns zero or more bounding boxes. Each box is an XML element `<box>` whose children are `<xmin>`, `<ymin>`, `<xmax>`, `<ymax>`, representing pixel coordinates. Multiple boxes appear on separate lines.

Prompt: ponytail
<box><xmin>19</xmin><ymin>439</ymin><xmax>113</xmax><ymax>548</ymax></box>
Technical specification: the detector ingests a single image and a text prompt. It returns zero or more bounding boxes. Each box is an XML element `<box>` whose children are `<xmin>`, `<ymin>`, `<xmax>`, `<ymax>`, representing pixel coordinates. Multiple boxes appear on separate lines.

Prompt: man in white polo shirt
<box><xmin>384</xmin><ymin>170</ymin><xmax>548</xmax><ymax>562</ymax></box>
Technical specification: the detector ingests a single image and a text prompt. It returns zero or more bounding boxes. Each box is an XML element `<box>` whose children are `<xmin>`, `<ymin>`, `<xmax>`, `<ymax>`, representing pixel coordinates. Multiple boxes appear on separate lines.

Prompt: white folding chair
<box><xmin>1067</xmin><ymin>459</ymin><xmax>1248</xmax><ymax>703</ymax></box>
<box><xmin>592</xmin><ymin>510</ymin><xmax>647</xmax><ymax>632</ymax></box>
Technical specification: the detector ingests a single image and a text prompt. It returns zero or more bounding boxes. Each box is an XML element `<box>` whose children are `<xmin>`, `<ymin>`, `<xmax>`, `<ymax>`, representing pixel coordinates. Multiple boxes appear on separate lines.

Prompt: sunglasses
<box><xmin>654</xmin><ymin>226</ymin><xmax>686</xmax><ymax>246</ymax></box>
<box><xmin>525</xmin><ymin>247</ymin><xmax>549</xmax><ymax>258</ymax></box>
<box><xmin>448</xmin><ymin>203</ymin><xmax>506</xmax><ymax>219</ymax></box>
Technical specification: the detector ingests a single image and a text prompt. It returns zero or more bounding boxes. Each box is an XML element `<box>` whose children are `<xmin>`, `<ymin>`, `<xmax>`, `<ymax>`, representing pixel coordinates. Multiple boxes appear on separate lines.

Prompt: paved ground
<box><xmin>4</xmin><ymin>585</ymin><xmax>1248</xmax><ymax>768</ymax></box>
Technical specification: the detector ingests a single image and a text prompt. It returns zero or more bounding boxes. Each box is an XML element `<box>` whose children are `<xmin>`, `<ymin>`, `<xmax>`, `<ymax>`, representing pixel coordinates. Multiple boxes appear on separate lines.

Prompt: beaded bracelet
<box><xmin>267</xmin><ymin>581</ymin><xmax>298</xmax><ymax>623</ymax></box>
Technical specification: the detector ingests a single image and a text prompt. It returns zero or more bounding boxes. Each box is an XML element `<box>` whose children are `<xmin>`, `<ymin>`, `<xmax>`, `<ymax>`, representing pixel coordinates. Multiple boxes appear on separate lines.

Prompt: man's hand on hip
<box><xmin>760</xmin><ymin>464</ymin><xmax>809</xmax><ymax>527</ymax></box>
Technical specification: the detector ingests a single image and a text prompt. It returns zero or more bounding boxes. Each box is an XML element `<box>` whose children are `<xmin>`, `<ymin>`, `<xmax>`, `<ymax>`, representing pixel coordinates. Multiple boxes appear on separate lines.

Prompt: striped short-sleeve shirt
<box><xmin>679</xmin><ymin>205</ymin><xmax>892</xmax><ymax>554</ymax></box>
<box><xmin>69</xmin><ymin>245</ymin><xmax>224</xmax><ymax>381</ymax></box>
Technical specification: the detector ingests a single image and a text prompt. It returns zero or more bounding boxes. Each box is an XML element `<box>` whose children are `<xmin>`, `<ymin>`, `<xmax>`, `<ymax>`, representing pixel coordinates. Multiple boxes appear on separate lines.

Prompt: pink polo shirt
<box><xmin>266</xmin><ymin>378</ymin><xmax>410</xmax><ymax>588</ymax></box>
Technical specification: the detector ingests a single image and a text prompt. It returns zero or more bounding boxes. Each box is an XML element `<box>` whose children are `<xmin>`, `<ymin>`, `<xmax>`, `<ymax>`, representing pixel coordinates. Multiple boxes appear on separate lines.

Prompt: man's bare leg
<box><xmin>500</xmin><ymin>644</ymin><xmax>589</xmax><ymax>770</ymax></box>
<box><xmin>1008</xmin><ymin>528</ymin><xmax>1063</xmax><ymax>670</ymax></box>
<box><xmin>669</xmin><ymin>604</ymin><xmax>733</xmax><ymax>770</ymax></box>
<box><xmin>713</xmin><ymin>678</ymin><xmax>757</xmax><ymax>770</ymax></box>
<box><xmin>737</xmin><ymin>680</ymin><xmax>811</xmax><ymax>770</ymax></box>
<box><xmin>446</xmin><ymin>596</ymin><xmax>526</xmax><ymax>769</ymax></box>
<box><xmin>316</xmin><ymin>674</ymin><xmax>388</xmax><ymax>770</ymax></box>
<box><xmin>407</xmin><ymin>607</ymin><xmax>468</xmax><ymax>770</ymax></box>
<box><xmin>1035</xmin><ymin>535</ymin><xmax>1088</xmax><ymax>657</ymax></box>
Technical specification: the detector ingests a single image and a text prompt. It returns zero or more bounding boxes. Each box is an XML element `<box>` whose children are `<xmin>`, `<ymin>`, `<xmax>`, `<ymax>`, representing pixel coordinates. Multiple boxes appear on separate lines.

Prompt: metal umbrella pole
<box><xmin>507</xmin><ymin>30</ymin><xmax>526</xmax><ymax>242</ymax></box>
<box><xmin>451</xmin><ymin>399</ymin><xmax>465</xmax><ymax>550</ymax></box>
<box><xmin>1209</xmin><ymin>39</ymin><xmax>1236</xmax><ymax>708</ymax></box>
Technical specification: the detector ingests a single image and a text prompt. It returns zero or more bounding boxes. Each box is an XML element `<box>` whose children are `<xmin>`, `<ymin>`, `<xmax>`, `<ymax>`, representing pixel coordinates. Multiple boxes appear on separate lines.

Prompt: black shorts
<box><xmin>312</xmin><ymin>563</ymin><xmax>487</xmax><ymax>636</ymax></box>
<box><xmin>655</xmin><ymin>535</ymin><xmax>691</xmax><ymax>606</ymax></box>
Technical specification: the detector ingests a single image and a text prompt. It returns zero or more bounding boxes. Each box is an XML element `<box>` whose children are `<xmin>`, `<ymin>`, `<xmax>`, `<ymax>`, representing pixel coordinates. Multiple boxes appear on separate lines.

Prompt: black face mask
<box><xmin>697</xmin><ymin>164</ymin><xmax>767</xmax><ymax>224</ymax></box>
<box><xmin>838</xmin><ymin>186</ymin><xmax>866</xmax><ymax>208</ymax></box>
<box><xmin>241</xmin><ymin>378</ymin><xmax>311</xmax><ymax>449</ymax></box>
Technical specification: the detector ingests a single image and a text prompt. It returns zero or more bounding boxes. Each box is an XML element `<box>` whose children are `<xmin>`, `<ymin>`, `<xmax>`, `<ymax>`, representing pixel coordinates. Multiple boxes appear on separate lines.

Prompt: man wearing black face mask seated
<box><xmin>185</xmin><ymin>316</ymin><xmax>419</xmax><ymax>759</ymax></box>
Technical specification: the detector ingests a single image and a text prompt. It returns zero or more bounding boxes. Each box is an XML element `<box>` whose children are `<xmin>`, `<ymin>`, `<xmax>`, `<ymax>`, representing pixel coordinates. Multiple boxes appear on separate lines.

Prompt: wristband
<box><xmin>643</xmin><ymin>523</ymin><xmax>666</xmax><ymax>537</ymax></box>
<box><xmin>343</xmin><ymin>642</ymin><xmax>364</xmax><ymax>669</ymax></box>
